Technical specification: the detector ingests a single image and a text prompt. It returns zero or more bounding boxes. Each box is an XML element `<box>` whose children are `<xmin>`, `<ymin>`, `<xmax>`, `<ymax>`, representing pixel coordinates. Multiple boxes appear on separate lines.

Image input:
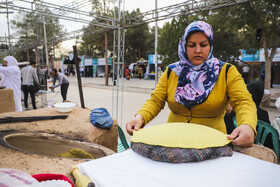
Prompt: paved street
<box><xmin>44</xmin><ymin>77</ymin><xmax>170</xmax><ymax>141</ymax></box>
<box><xmin>42</xmin><ymin>76</ymin><xmax>280</xmax><ymax>141</ymax></box>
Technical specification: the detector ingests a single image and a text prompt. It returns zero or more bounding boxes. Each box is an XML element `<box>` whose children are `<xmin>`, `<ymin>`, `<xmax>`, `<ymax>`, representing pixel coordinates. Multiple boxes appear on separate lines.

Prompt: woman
<box><xmin>0</xmin><ymin>56</ymin><xmax>22</xmax><ymax>112</ymax></box>
<box><xmin>126</xmin><ymin>21</ymin><xmax>257</xmax><ymax>147</ymax></box>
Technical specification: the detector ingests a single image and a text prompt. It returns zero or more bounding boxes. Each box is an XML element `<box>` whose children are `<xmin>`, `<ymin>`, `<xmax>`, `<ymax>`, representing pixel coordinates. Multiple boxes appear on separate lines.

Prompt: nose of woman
<box><xmin>194</xmin><ymin>45</ymin><xmax>202</xmax><ymax>53</ymax></box>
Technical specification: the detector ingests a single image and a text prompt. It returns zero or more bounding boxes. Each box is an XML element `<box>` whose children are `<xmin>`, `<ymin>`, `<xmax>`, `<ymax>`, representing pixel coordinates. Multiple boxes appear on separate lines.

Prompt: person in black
<box><xmin>247</xmin><ymin>81</ymin><xmax>270</xmax><ymax>124</ymax></box>
<box><xmin>225</xmin><ymin>81</ymin><xmax>273</xmax><ymax>150</ymax></box>
<box><xmin>21</xmin><ymin>61</ymin><xmax>40</xmax><ymax>110</ymax></box>
<box><xmin>271</xmin><ymin>65</ymin><xmax>275</xmax><ymax>88</ymax></box>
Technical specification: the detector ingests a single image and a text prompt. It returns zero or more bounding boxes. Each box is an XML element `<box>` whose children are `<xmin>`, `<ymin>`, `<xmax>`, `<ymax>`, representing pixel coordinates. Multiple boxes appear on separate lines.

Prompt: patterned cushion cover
<box><xmin>131</xmin><ymin>123</ymin><xmax>233</xmax><ymax>163</ymax></box>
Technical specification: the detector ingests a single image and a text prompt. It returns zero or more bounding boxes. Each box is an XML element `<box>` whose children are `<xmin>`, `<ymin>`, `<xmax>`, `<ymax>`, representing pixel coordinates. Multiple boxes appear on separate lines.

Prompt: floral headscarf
<box><xmin>169</xmin><ymin>21</ymin><xmax>225</xmax><ymax>108</ymax></box>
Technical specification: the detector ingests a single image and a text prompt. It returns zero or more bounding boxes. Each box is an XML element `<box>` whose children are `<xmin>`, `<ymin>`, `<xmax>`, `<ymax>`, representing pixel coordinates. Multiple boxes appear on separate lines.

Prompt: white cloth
<box><xmin>273</xmin><ymin>117</ymin><xmax>280</xmax><ymax>141</ymax></box>
<box><xmin>275</xmin><ymin>97</ymin><xmax>280</xmax><ymax>112</ymax></box>
<box><xmin>78</xmin><ymin>149</ymin><xmax>280</xmax><ymax>187</ymax></box>
<box><xmin>0</xmin><ymin>56</ymin><xmax>22</xmax><ymax>111</ymax></box>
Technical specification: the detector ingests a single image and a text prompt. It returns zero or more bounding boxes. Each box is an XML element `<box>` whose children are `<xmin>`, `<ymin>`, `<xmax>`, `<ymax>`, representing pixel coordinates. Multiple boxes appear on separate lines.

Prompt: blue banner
<box><xmin>148</xmin><ymin>55</ymin><xmax>154</xmax><ymax>64</ymax></box>
<box><xmin>241</xmin><ymin>49</ymin><xmax>260</xmax><ymax>62</ymax></box>
<box><xmin>92</xmin><ymin>59</ymin><xmax>98</xmax><ymax>65</ymax></box>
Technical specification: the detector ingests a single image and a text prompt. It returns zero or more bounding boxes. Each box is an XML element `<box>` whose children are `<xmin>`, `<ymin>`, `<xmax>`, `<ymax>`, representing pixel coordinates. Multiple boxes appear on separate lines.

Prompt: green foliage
<box><xmin>0</xmin><ymin>44</ymin><xmax>9</xmax><ymax>63</ymax></box>
<box><xmin>78</xmin><ymin>0</ymin><xmax>114</xmax><ymax>58</ymax></box>
<box><xmin>79</xmin><ymin>5</ymin><xmax>154</xmax><ymax>66</ymax></box>
<box><xmin>11</xmin><ymin>9</ymin><xmax>65</xmax><ymax>62</ymax></box>
<box><xmin>157</xmin><ymin>0</ymin><xmax>280</xmax><ymax>67</ymax></box>
<box><xmin>125</xmin><ymin>9</ymin><xmax>154</xmax><ymax>64</ymax></box>
<box><xmin>157</xmin><ymin>14</ymin><xmax>200</xmax><ymax>67</ymax></box>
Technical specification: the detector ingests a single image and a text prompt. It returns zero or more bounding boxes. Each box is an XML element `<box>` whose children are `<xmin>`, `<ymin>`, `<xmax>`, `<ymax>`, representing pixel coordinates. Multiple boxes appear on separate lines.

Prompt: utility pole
<box><xmin>1</xmin><ymin>0</ymin><xmax>13</xmax><ymax>53</ymax></box>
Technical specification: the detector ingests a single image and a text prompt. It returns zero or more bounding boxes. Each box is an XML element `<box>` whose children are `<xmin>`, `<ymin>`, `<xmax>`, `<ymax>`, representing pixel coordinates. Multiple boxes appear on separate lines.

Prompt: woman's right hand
<box><xmin>126</xmin><ymin>114</ymin><xmax>144</xmax><ymax>136</ymax></box>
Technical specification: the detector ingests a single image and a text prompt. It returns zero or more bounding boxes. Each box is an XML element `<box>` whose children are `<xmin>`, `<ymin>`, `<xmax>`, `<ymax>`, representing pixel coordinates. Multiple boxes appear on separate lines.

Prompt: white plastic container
<box><xmin>53</xmin><ymin>102</ymin><xmax>76</xmax><ymax>113</ymax></box>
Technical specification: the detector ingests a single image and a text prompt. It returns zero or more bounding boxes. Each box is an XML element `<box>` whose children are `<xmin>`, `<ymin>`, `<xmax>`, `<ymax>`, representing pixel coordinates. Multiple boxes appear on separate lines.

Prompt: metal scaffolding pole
<box><xmin>112</xmin><ymin>0</ymin><xmax>125</xmax><ymax>127</ymax></box>
<box><xmin>43</xmin><ymin>15</ymin><xmax>49</xmax><ymax>77</ymax></box>
<box><xmin>154</xmin><ymin>0</ymin><xmax>158</xmax><ymax>87</ymax></box>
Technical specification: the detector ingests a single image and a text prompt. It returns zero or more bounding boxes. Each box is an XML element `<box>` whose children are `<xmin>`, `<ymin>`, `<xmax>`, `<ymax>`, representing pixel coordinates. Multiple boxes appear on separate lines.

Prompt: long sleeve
<box><xmin>227</xmin><ymin>66</ymin><xmax>257</xmax><ymax>133</ymax></box>
<box><xmin>137</xmin><ymin>69</ymin><xmax>168</xmax><ymax>125</ymax></box>
<box><xmin>52</xmin><ymin>75</ymin><xmax>62</xmax><ymax>88</ymax></box>
<box><xmin>32</xmin><ymin>69</ymin><xmax>39</xmax><ymax>85</ymax></box>
<box><xmin>0</xmin><ymin>66</ymin><xmax>19</xmax><ymax>77</ymax></box>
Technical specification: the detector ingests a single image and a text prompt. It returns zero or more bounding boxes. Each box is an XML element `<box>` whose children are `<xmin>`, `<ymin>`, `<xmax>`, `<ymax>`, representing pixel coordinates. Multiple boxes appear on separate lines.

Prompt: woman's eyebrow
<box><xmin>187</xmin><ymin>40</ymin><xmax>208</xmax><ymax>44</ymax></box>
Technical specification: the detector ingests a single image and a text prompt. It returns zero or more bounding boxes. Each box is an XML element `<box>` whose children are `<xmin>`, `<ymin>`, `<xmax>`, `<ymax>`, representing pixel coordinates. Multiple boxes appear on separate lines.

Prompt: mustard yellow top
<box><xmin>138</xmin><ymin>64</ymin><xmax>257</xmax><ymax>134</ymax></box>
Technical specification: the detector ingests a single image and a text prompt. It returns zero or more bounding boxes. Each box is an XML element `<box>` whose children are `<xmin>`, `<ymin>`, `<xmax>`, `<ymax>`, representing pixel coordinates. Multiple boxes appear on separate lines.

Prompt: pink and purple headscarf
<box><xmin>168</xmin><ymin>21</ymin><xmax>225</xmax><ymax>108</ymax></box>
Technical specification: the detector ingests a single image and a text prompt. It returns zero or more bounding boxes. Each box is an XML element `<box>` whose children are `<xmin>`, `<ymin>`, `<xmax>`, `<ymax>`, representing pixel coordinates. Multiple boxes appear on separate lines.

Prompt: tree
<box><xmin>211</xmin><ymin>0</ymin><xmax>280</xmax><ymax>89</ymax></box>
<box><xmin>11</xmin><ymin>9</ymin><xmax>65</xmax><ymax>63</ymax></box>
<box><xmin>157</xmin><ymin>14</ymin><xmax>200</xmax><ymax>67</ymax></box>
<box><xmin>78</xmin><ymin>0</ymin><xmax>114</xmax><ymax>57</ymax></box>
<box><xmin>125</xmin><ymin>9</ymin><xmax>154</xmax><ymax>64</ymax></box>
<box><xmin>157</xmin><ymin>0</ymin><xmax>280</xmax><ymax>85</ymax></box>
<box><xmin>0</xmin><ymin>44</ymin><xmax>9</xmax><ymax>64</ymax></box>
<box><xmin>79</xmin><ymin>5</ymin><xmax>154</xmax><ymax>66</ymax></box>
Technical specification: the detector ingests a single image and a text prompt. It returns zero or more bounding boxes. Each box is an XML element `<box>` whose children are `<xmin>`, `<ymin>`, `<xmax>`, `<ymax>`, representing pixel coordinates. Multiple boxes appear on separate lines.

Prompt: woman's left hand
<box><xmin>227</xmin><ymin>124</ymin><xmax>255</xmax><ymax>147</ymax></box>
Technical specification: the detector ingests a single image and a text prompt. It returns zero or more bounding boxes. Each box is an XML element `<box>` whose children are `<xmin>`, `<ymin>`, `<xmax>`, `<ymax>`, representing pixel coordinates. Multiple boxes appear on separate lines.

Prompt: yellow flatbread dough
<box><xmin>131</xmin><ymin>123</ymin><xmax>232</xmax><ymax>149</ymax></box>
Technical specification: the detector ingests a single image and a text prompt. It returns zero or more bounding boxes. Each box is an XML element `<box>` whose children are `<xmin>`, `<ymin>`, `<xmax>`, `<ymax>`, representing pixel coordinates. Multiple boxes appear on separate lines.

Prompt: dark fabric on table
<box><xmin>131</xmin><ymin>142</ymin><xmax>233</xmax><ymax>163</ymax></box>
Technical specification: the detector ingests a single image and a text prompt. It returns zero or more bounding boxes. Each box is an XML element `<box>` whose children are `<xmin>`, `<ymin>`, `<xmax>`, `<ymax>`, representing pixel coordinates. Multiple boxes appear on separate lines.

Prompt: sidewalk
<box><xmin>67</xmin><ymin>76</ymin><xmax>156</xmax><ymax>94</ymax></box>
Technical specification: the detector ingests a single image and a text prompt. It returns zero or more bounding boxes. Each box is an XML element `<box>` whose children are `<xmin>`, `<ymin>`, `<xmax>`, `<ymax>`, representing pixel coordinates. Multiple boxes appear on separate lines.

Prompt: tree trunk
<box><xmin>263</xmin><ymin>36</ymin><xmax>271</xmax><ymax>90</ymax></box>
<box><xmin>26</xmin><ymin>49</ymin><xmax>30</xmax><ymax>62</ymax></box>
<box><xmin>262</xmin><ymin>35</ymin><xmax>277</xmax><ymax>106</ymax></box>
<box><xmin>36</xmin><ymin>47</ymin><xmax>39</xmax><ymax>66</ymax></box>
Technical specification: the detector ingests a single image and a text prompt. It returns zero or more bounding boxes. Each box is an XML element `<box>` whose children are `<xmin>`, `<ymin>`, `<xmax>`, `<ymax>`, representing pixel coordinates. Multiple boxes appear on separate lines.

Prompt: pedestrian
<box><xmin>137</xmin><ymin>66</ymin><xmax>143</xmax><ymax>79</ymax></box>
<box><xmin>36</xmin><ymin>66</ymin><xmax>45</xmax><ymax>86</ymax></box>
<box><xmin>247</xmin><ymin>81</ymin><xmax>270</xmax><ymax>124</ymax></box>
<box><xmin>0</xmin><ymin>56</ymin><xmax>22</xmax><ymax>111</ymax></box>
<box><xmin>80</xmin><ymin>66</ymin><xmax>84</xmax><ymax>77</ymax></box>
<box><xmin>49</xmin><ymin>68</ymin><xmax>69</xmax><ymax>102</ymax></box>
<box><xmin>21</xmin><ymin>60</ymin><xmax>40</xmax><ymax>110</ymax></box>
<box><xmin>224</xmin><ymin>81</ymin><xmax>271</xmax><ymax>134</ymax></box>
<box><xmin>157</xmin><ymin>64</ymin><xmax>162</xmax><ymax>77</ymax></box>
<box><xmin>271</xmin><ymin>65</ymin><xmax>275</xmax><ymax>88</ymax></box>
<box><xmin>70</xmin><ymin>66</ymin><xmax>74</xmax><ymax>76</ymax></box>
<box><xmin>242</xmin><ymin>64</ymin><xmax>250</xmax><ymax>84</ymax></box>
<box><xmin>125</xmin><ymin>68</ymin><xmax>130</xmax><ymax>80</ymax></box>
<box><xmin>112</xmin><ymin>69</ymin><xmax>117</xmax><ymax>86</ymax></box>
<box><xmin>126</xmin><ymin>21</ymin><xmax>257</xmax><ymax>147</ymax></box>
<box><xmin>260</xmin><ymin>62</ymin><xmax>265</xmax><ymax>82</ymax></box>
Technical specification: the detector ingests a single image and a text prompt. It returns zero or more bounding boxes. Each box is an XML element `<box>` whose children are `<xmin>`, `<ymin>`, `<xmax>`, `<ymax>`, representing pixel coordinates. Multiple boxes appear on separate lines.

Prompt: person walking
<box><xmin>0</xmin><ymin>56</ymin><xmax>22</xmax><ymax>111</ymax></box>
<box><xmin>49</xmin><ymin>68</ymin><xmax>69</xmax><ymax>102</ymax></box>
<box><xmin>125</xmin><ymin>68</ymin><xmax>130</xmax><ymax>80</ymax></box>
<box><xmin>21</xmin><ymin>61</ymin><xmax>40</xmax><ymax>110</ymax></box>
<box><xmin>137</xmin><ymin>66</ymin><xmax>143</xmax><ymax>79</ymax></box>
<box><xmin>242</xmin><ymin>64</ymin><xmax>250</xmax><ymax>84</ymax></box>
<box><xmin>80</xmin><ymin>66</ymin><xmax>84</xmax><ymax>77</ymax></box>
